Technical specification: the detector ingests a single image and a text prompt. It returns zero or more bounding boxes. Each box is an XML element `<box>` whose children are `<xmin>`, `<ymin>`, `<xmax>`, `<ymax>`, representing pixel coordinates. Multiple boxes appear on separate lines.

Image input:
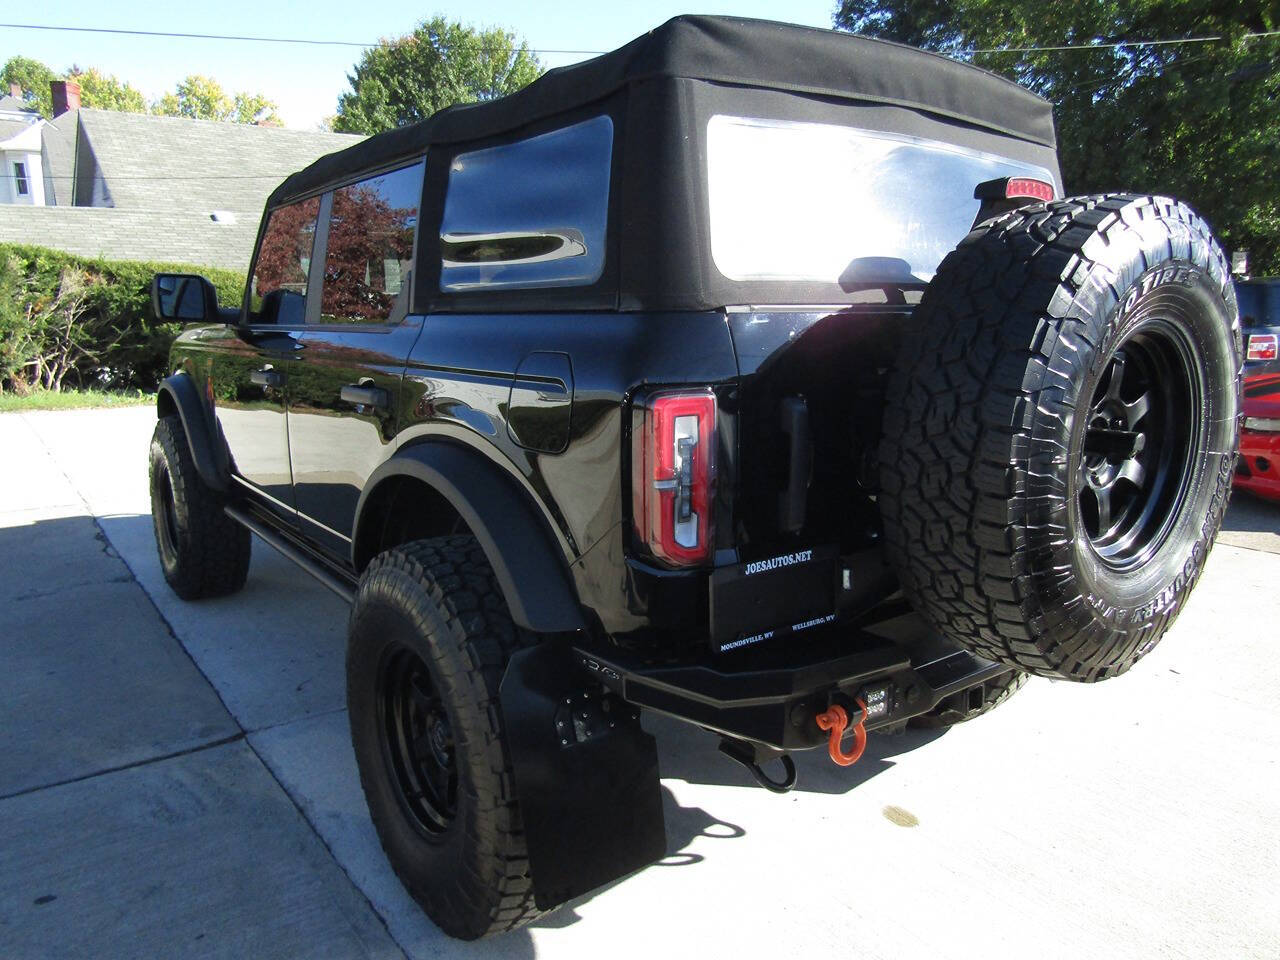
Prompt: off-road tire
<box><xmin>347</xmin><ymin>536</ymin><xmax>541</xmax><ymax>940</ymax></box>
<box><xmin>908</xmin><ymin>671</ymin><xmax>1028</xmax><ymax>728</ymax></box>
<box><xmin>880</xmin><ymin>195</ymin><xmax>1241</xmax><ymax>682</ymax></box>
<box><xmin>148</xmin><ymin>414</ymin><xmax>250</xmax><ymax>599</ymax></box>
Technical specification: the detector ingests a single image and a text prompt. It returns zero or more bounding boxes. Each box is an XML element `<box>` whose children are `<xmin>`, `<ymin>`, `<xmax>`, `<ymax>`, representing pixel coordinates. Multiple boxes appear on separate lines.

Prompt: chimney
<box><xmin>8</xmin><ymin>82</ymin><xmax>20</xmax><ymax>99</ymax></box>
<box><xmin>51</xmin><ymin>79</ymin><xmax>81</xmax><ymax>117</ymax></box>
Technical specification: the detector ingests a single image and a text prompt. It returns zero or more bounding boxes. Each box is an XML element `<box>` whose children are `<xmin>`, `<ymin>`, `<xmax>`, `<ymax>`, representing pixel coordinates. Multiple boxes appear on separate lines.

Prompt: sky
<box><xmin>3</xmin><ymin>2</ymin><xmax>838</xmax><ymax>128</ymax></box>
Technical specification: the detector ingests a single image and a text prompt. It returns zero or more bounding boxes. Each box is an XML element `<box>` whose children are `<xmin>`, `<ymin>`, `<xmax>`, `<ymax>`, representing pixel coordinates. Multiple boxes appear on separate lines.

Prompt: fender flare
<box><xmin>354</xmin><ymin>442</ymin><xmax>586</xmax><ymax>634</ymax></box>
<box><xmin>157</xmin><ymin>373</ymin><xmax>229</xmax><ymax>494</ymax></box>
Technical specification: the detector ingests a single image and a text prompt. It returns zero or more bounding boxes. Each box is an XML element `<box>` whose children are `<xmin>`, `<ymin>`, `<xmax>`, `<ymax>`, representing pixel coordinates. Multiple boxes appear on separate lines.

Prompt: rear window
<box><xmin>439</xmin><ymin>115</ymin><xmax>613</xmax><ymax>292</ymax></box>
<box><xmin>1236</xmin><ymin>282</ymin><xmax>1280</xmax><ymax>328</ymax></box>
<box><xmin>706</xmin><ymin>115</ymin><xmax>1054</xmax><ymax>288</ymax></box>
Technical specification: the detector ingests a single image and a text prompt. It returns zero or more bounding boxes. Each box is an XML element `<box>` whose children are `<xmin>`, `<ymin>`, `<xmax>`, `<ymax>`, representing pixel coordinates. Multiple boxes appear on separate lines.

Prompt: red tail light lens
<box><xmin>1248</xmin><ymin>334</ymin><xmax>1278</xmax><ymax>362</ymax></box>
<box><xmin>632</xmin><ymin>391</ymin><xmax>716</xmax><ymax>566</ymax></box>
<box><xmin>1004</xmin><ymin>177</ymin><xmax>1055</xmax><ymax>202</ymax></box>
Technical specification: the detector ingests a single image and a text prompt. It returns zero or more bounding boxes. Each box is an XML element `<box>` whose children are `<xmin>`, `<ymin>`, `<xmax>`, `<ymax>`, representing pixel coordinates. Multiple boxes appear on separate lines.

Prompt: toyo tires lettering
<box><xmin>1121</xmin><ymin>265</ymin><xmax>1200</xmax><ymax>315</ymax></box>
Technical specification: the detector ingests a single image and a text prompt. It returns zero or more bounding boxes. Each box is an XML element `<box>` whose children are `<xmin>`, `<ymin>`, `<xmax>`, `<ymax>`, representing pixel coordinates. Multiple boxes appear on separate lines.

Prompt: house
<box><xmin>0</xmin><ymin>84</ymin><xmax>46</xmax><ymax>205</ymax></box>
<box><xmin>0</xmin><ymin>80</ymin><xmax>362</xmax><ymax>270</ymax></box>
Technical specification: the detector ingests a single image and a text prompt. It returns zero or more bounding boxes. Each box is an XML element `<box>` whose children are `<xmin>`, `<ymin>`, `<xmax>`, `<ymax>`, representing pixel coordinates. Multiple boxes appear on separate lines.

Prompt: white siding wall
<box><xmin>1</xmin><ymin>148</ymin><xmax>46</xmax><ymax>205</ymax></box>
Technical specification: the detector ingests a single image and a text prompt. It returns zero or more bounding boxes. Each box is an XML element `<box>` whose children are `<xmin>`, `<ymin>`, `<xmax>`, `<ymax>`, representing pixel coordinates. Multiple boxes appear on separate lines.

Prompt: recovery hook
<box><xmin>815</xmin><ymin>698</ymin><xmax>868</xmax><ymax>767</ymax></box>
<box><xmin>717</xmin><ymin>739</ymin><xmax>798</xmax><ymax>794</ymax></box>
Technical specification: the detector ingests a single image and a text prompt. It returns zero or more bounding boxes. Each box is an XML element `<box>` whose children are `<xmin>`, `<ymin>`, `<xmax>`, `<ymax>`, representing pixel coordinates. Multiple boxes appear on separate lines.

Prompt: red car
<box><xmin>1235</xmin><ymin>373</ymin><xmax>1280</xmax><ymax>501</ymax></box>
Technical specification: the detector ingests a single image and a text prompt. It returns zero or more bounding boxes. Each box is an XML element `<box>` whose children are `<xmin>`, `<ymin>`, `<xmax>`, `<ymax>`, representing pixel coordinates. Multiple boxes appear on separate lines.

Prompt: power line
<box><xmin>3</xmin><ymin>20</ymin><xmax>1279</xmax><ymax>58</ymax></box>
<box><xmin>0</xmin><ymin>22</ymin><xmax>604</xmax><ymax>55</ymax></box>
<box><xmin>968</xmin><ymin>29</ymin><xmax>1280</xmax><ymax>55</ymax></box>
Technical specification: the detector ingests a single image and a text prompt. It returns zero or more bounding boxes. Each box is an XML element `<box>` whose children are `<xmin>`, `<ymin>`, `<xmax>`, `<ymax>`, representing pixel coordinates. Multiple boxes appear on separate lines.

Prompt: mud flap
<box><xmin>500</xmin><ymin>643</ymin><xmax>666</xmax><ymax>910</ymax></box>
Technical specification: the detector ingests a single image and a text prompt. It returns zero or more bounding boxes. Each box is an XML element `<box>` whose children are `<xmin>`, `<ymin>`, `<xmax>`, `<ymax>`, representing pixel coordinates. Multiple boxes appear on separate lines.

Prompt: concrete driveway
<box><xmin>2</xmin><ymin>406</ymin><xmax>1278</xmax><ymax>960</ymax></box>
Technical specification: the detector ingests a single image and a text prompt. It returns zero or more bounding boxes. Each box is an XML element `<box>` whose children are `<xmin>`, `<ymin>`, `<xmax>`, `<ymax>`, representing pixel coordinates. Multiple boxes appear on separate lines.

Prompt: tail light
<box><xmin>974</xmin><ymin>176</ymin><xmax>1056</xmax><ymax>202</ymax></box>
<box><xmin>1248</xmin><ymin>334</ymin><xmax>1278</xmax><ymax>362</ymax></box>
<box><xmin>632</xmin><ymin>390</ymin><xmax>716</xmax><ymax>566</ymax></box>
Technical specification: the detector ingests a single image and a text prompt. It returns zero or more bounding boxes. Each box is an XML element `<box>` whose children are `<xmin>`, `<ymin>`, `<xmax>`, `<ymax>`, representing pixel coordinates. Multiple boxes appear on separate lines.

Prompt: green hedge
<box><xmin>0</xmin><ymin>243</ymin><xmax>246</xmax><ymax>393</ymax></box>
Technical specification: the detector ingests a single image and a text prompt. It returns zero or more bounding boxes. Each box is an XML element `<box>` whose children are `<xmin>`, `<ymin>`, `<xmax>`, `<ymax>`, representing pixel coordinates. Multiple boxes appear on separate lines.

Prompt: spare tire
<box><xmin>879</xmin><ymin>195</ymin><xmax>1241</xmax><ymax>682</ymax></box>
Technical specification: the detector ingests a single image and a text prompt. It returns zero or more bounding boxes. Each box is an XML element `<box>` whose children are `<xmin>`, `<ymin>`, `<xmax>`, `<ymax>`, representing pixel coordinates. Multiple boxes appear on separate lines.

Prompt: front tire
<box><xmin>346</xmin><ymin>536</ymin><xmax>539</xmax><ymax>940</ymax></box>
<box><xmin>148</xmin><ymin>414</ymin><xmax>250</xmax><ymax>599</ymax></box>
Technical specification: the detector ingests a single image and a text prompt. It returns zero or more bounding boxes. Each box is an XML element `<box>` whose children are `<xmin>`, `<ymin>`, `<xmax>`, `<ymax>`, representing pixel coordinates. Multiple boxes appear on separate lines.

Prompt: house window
<box><xmin>319</xmin><ymin>161</ymin><xmax>424</xmax><ymax>324</ymax></box>
<box><xmin>13</xmin><ymin>162</ymin><xmax>28</xmax><ymax>197</ymax></box>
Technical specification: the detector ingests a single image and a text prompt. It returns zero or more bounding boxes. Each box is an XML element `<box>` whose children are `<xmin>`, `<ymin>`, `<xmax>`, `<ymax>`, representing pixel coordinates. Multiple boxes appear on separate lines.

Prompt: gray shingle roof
<box><xmin>0</xmin><ymin>205</ymin><xmax>258</xmax><ymax>270</ymax></box>
<box><xmin>70</xmin><ymin>109</ymin><xmax>362</xmax><ymax>217</ymax></box>
<box><xmin>0</xmin><ymin>115</ymin><xmax>38</xmax><ymax>143</ymax></box>
<box><xmin>0</xmin><ymin>94</ymin><xmax>38</xmax><ymax>115</ymax></box>
<box><xmin>40</xmin><ymin>111</ymin><xmax>76</xmax><ymax>205</ymax></box>
<box><xmin>9</xmin><ymin>110</ymin><xmax>363</xmax><ymax>271</ymax></box>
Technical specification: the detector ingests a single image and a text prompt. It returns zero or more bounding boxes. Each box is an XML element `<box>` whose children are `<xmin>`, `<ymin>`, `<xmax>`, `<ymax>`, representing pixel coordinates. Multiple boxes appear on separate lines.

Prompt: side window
<box><xmin>319</xmin><ymin>161</ymin><xmax>424</xmax><ymax>325</ymax></box>
<box><xmin>440</xmin><ymin>115</ymin><xmax>613</xmax><ymax>292</ymax></box>
<box><xmin>249</xmin><ymin>196</ymin><xmax>320</xmax><ymax>325</ymax></box>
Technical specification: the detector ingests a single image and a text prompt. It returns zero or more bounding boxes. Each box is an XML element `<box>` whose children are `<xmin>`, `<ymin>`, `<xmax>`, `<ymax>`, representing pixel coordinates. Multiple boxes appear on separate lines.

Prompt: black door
<box><xmin>213</xmin><ymin>193</ymin><xmax>321</xmax><ymax>517</ymax></box>
<box><xmin>286</xmin><ymin>161</ymin><xmax>426</xmax><ymax>560</ymax></box>
<box><xmin>209</xmin><ymin>326</ymin><xmax>299</xmax><ymax>512</ymax></box>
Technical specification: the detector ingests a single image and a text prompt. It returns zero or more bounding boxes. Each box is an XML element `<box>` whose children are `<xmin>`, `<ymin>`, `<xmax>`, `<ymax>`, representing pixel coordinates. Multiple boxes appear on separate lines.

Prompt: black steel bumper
<box><xmin>575</xmin><ymin>607</ymin><xmax>1010</xmax><ymax>751</ymax></box>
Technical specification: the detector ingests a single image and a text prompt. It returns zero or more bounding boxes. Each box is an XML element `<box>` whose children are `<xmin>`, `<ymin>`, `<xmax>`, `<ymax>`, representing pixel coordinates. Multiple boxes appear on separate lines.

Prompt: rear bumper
<box><xmin>575</xmin><ymin>605</ymin><xmax>1009</xmax><ymax>751</ymax></box>
<box><xmin>1234</xmin><ymin>428</ymin><xmax>1280</xmax><ymax>502</ymax></box>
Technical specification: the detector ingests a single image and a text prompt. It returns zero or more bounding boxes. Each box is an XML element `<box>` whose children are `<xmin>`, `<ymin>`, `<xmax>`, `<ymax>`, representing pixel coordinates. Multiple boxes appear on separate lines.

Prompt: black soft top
<box><xmin>270</xmin><ymin>15</ymin><xmax>1055</xmax><ymax>207</ymax></box>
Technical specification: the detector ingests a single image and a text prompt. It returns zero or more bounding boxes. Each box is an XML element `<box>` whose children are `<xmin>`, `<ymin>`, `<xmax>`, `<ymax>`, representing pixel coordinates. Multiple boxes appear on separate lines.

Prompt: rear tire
<box><xmin>148</xmin><ymin>414</ymin><xmax>250</xmax><ymax>599</ymax></box>
<box><xmin>880</xmin><ymin>195</ymin><xmax>1241</xmax><ymax>681</ymax></box>
<box><xmin>908</xmin><ymin>671</ymin><xmax>1027</xmax><ymax>728</ymax></box>
<box><xmin>346</xmin><ymin>536</ymin><xmax>540</xmax><ymax>940</ymax></box>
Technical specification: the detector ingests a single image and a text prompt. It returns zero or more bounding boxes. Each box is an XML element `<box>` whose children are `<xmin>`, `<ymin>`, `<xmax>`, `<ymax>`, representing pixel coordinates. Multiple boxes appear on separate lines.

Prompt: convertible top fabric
<box><xmin>269</xmin><ymin>15</ymin><xmax>1055</xmax><ymax>207</ymax></box>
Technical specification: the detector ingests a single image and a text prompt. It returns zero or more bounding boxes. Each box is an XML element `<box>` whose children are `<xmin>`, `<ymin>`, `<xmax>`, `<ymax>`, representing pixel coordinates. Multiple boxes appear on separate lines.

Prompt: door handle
<box><xmin>340</xmin><ymin>384</ymin><xmax>389</xmax><ymax>409</ymax></box>
<box><xmin>250</xmin><ymin>366</ymin><xmax>282</xmax><ymax>388</ymax></box>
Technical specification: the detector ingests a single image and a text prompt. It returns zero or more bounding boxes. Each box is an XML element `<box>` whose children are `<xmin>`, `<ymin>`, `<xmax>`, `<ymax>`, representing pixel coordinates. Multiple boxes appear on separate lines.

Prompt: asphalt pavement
<box><xmin>2</xmin><ymin>406</ymin><xmax>1278</xmax><ymax>960</ymax></box>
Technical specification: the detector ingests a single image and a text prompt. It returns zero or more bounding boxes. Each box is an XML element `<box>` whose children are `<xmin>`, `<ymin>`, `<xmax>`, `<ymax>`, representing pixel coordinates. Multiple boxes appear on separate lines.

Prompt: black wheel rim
<box><xmin>1078</xmin><ymin>320</ymin><xmax>1203</xmax><ymax>569</ymax></box>
<box><xmin>153</xmin><ymin>464</ymin><xmax>180</xmax><ymax>561</ymax></box>
<box><xmin>377</xmin><ymin>645</ymin><xmax>457</xmax><ymax>837</ymax></box>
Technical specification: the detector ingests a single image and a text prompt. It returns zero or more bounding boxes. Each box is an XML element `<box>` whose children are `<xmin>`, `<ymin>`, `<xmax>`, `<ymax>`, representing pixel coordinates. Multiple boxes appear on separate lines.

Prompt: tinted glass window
<box><xmin>706</xmin><ymin>115</ymin><xmax>1054</xmax><ymax>288</ymax></box>
<box><xmin>440</xmin><ymin>116</ymin><xmax>613</xmax><ymax>292</ymax></box>
<box><xmin>319</xmin><ymin>161</ymin><xmax>423</xmax><ymax>324</ymax></box>
<box><xmin>250</xmin><ymin>196</ymin><xmax>320</xmax><ymax>325</ymax></box>
<box><xmin>1236</xmin><ymin>282</ymin><xmax>1280</xmax><ymax>328</ymax></box>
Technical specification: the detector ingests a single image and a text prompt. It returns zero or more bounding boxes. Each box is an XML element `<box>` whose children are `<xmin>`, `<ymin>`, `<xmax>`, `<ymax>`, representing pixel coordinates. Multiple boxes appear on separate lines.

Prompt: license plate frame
<box><xmin>709</xmin><ymin>545</ymin><xmax>839</xmax><ymax>653</ymax></box>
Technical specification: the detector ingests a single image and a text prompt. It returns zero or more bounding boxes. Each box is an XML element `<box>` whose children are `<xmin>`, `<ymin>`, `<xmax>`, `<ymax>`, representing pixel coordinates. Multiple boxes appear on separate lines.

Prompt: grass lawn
<box><xmin>0</xmin><ymin>389</ymin><xmax>155</xmax><ymax>413</ymax></box>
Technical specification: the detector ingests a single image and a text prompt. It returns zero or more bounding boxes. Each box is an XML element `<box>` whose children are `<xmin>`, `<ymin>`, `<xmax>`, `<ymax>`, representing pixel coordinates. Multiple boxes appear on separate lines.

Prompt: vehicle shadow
<box><xmin>70</xmin><ymin>510</ymin><xmax>950</xmax><ymax>950</ymax></box>
<box><xmin>529</xmin><ymin>781</ymin><xmax>748</xmax><ymax>930</ymax></box>
<box><xmin>1218</xmin><ymin>491</ymin><xmax>1280</xmax><ymax>554</ymax></box>
<box><xmin>646</xmin><ymin>710</ymin><xmax>949</xmax><ymax>797</ymax></box>
<box><xmin>1221</xmin><ymin>491</ymin><xmax>1280</xmax><ymax>531</ymax></box>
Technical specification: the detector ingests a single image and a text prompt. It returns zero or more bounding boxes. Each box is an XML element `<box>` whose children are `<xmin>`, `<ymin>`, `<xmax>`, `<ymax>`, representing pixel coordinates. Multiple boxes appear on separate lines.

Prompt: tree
<box><xmin>2</xmin><ymin>56</ymin><xmax>56</xmax><ymax>115</ymax></box>
<box><xmin>833</xmin><ymin>1</ymin><xmax>1280</xmax><ymax>274</ymax></box>
<box><xmin>68</xmin><ymin>66</ymin><xmax>147</xmax><ymax>113</ymax></box>
<box><xmin>334</xmin><ymin>17</ymin><xmax>542</xmax><ymax>134</ymax></box>
<box><xmin>153</xmin><ymin>74</ymin><xmax>282</xmax><ymax>125</ymax></box>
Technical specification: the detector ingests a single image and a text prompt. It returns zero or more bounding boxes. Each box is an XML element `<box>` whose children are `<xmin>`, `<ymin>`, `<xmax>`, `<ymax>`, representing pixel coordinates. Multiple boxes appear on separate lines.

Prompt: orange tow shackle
<box><xmin>815</xmin><ymin>699</ymin><xmax>868</xmax><ymax>767</ymax></box>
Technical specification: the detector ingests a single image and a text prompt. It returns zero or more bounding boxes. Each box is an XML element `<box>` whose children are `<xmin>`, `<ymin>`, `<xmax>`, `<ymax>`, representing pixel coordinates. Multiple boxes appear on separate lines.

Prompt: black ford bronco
<box><xmin>147</xmin><ymin>16</ymin><xmax>1241</xmax><ymax>939</ymax></box>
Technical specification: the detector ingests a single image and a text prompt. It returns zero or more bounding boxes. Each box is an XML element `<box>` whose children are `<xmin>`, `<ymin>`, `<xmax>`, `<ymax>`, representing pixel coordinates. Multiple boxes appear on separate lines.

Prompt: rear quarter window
<box><xmin>439</xmin><ymin>115</ymin><xmax>613</xmax><ymax>292</ymax></box>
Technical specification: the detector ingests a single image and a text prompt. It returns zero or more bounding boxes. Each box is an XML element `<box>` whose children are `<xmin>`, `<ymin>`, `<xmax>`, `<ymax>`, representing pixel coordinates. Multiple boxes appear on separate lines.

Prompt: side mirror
<box><xmin>151</xmin><ymin>273</ymin><xmax>220</xmax><ymax>323</ymax></box>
